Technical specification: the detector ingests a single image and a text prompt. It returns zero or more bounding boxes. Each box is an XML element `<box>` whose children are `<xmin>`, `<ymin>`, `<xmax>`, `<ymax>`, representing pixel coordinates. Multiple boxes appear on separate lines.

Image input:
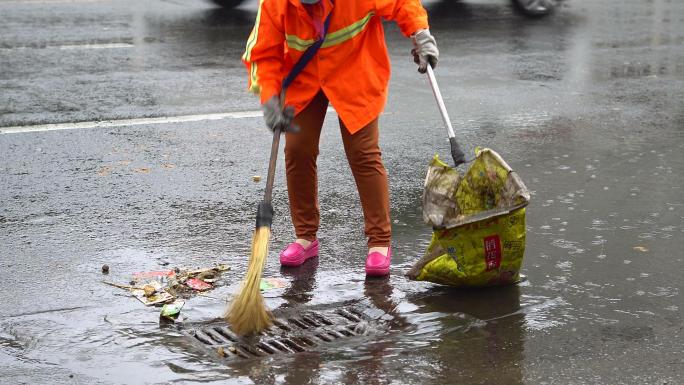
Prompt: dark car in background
<box><xmin>211</xmin><ymin>0</ymin><xmax>557</xmax><ymax>17</ymax></box>
<box><xmin>510</xmin><ymin>0</ymin><xmax>556</xmax><ymax>16</ymax></box>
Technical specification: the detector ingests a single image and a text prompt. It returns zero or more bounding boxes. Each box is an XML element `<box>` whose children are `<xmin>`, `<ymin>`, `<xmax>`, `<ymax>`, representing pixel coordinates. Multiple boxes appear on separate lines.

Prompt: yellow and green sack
<box><xmin>407</xmin><ymin>148</ymin><xmax>530</xmax><ymax>287</ymax></box>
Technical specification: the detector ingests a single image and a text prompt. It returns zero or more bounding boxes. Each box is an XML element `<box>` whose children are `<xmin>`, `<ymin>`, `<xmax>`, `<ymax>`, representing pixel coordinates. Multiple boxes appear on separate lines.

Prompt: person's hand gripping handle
<box><xmin>262</xmin><ymin>94</ymin><xmax>299</xmax><ymax>135</ymax></box>
<box><xmin>412</xmin><ymin>29</ymin><xmax>439</xmax><ymax>74</ymax></box>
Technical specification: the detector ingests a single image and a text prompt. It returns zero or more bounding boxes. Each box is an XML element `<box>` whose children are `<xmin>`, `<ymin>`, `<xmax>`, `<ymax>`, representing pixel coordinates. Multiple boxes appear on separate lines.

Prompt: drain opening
<box><xmin>313</xmin><ymin>313</ymin><xmax>335</xmax><ymax>325</ymax></box>
<box><xmin>271</xmin><ymin>339</ymin><xmax>297</xmax><ymax>353</ymax></box>
<box><xmin>288</xmin><ymin>318</ymin><xmax>310</xmax><ymax>329</ymax></box>
<box><xmin>295</xmin><ymin>336</ymin><xmax>316</xmax><ymax>346</ymax></box>
<box><xmin>206</xmin><ymin>329</ymin><xmax>230</xmax><ymax>344</ymax></box>
<box><xmin>280</xmin><ymin>338</ymin><xmax>307</xmax><ymax>352</ymax></box>
<box><xmin>229</xmin><ymin>345</ymin><xmax>251</xmax><ymax>359</ymax></box>
<box><xmin>315</xmin><ymin>333</ymin><xmax>333</xmax><ymax>342</ymax></box>
<box><xmin>273</xmin><ymin>319</ymin><xmax>292</xmax><ymax>331</ymax></box>
<box><xmin>326</xmin><ymin>330</ymin><xmax>345</xmax><ymax>339</ymax></box>
<box><xmin>337</xmin><ymin>309</ymin><xmax>361</xmax><ymax>322</ymax></box>
<box><xmin>239</xmin><ymin>343</ymin><xmax>266</xmax><ymax>357</ymax></box>
<box><xmin>193</xmin><ymin>330</ymin><xmax>216</xmax><ymax>345</ymax></box>
<box><xmin>302</xmin><ymin>315</ymin><xmax>321</xmax><ymax>327</ymax></box>
<box><xmin>256</xmin><ymin>342</ymin><xmax>277</xmax><ymax>354</ymax></box>
<box><xmin>215</xmin><ymin>326</ymin><xmax>238</xmax><ymax>342</ymax></box>
<box><xmin>184</xmin><ymin>307</ymin><xmax>369</xmax><ymax>360</ymax></box>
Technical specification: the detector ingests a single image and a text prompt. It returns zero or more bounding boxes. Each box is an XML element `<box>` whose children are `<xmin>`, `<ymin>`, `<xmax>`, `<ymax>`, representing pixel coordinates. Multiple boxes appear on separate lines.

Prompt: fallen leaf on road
<box><xmin>217</xmin><ymin>346</ymin><xmax>226</xmax><ymax>357</ymax></box>
<box><xmin>633</xmin><ymin>246</ymin><xmax>648</xmax><ymax>252</ymax></box>
<box><xmin>161</xmin><ymin>164</ymin><xmax>176</xmax><ymax>169</ymax></box>
<box><xmin>97</xmin><ymin>166</ymin><xmax>111</xmax><ymax>176</ymax></box>
<box><xmin>133</xmin><ymin>167</ymin><xmax>151</xmax><ymax>174</ymax></box>
<box><xmin>118</xmin><ymin>160</ymin><xmax>132</xmax><ymax>166</ymax></box>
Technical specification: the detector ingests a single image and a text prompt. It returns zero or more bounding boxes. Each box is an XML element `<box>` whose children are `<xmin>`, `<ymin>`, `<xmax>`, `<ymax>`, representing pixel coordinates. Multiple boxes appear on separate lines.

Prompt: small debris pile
<box><xmin>103</xmin><ymin>265</ymin><xmax>292</xmax><ymax>323</ymax></box>
<box><xmin>103</xmin><ymin>264</ymin><xmax>230</xmax><ymax>307</ymax></box>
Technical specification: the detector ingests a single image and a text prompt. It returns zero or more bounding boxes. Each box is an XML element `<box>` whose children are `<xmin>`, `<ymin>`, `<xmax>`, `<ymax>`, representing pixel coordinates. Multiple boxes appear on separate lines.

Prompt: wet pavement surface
<box><xmin>1</xmin><ymin>0</ymin><xmax>683</xmax><ymax>383</ymax></box>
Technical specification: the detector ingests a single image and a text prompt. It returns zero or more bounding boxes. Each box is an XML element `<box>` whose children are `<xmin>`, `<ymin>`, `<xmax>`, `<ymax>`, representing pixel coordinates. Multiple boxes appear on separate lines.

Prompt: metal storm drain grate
<box><xmin>183</xmin><ymin>307</ymin><xmax>369</xmax><ymax>360</ymax></box>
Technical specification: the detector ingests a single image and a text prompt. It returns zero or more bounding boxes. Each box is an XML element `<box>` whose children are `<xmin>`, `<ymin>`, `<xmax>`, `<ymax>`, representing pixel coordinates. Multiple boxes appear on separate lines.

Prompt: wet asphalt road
<box><xmin>1</xmin><ymin>0</ymin><xmax>684</xmax><ymax>384</ymax></box>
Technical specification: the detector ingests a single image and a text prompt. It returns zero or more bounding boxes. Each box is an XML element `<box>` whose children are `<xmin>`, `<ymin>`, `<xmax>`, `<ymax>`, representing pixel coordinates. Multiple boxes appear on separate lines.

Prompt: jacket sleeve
<box><xmin>242</xmin><ymin>0</ymin><xmax>286</xmax><ymax>104</ymax></box>
<box><xmin>375</xmin><ymin>0</ymin><xmax>429</xmax><ymax>37</ymax></box>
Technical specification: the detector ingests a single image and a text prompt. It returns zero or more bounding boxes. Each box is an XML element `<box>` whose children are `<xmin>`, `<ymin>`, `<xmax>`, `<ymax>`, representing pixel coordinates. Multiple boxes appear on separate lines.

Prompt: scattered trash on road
<box><xmin>143</xmin><ymin>284</ymin><xmax>156</xmax><ymax>297</ymax></box>
<box><xmin>186</xmin><ymin>278</ymin><xmax>213</xmax><ymax>291</ymax></box>
<box><xmin>160</xmin><ymin>300</ymin><xmax>185</xmax><ymax>320</ymax></box>
<box><xmin>260</xmin><ymin>278</ymin><xmax>287</xmax><ymax>291</ymax></box>
<box><xmin>104</xmin><ymin>264</ymin><xmax>230</xmax><ymax>306</ymax></box>
<box><xmin>132</xmin><ymin>270</ymin><xmax>176</xmax><ymax>281</ymax></box>
<box><xmin>216</xmin><ymin>346</ymin><xmax>226</xmax><ymax>358</ymax></box>
<box><xmin>131</xmin><ymin>280</ymin><xmax>175</xmax><ymax>306</ymax></box>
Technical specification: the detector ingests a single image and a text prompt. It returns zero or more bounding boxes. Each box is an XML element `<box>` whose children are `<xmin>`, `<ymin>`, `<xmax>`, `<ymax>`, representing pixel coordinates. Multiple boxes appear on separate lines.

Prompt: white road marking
<box><xmin>0</xmin><ymin>42</ymin><xmax>134</xmax><ymax>51</ymax></box>
<box><xmin>0</xmin><ymin>0</ymin><xmax>106</xmax><ymax>4</ymax></box>
<box><xmin>1</xmin><ymin>108</ymin><xmax>337</xmax><ymax>135</ymax></box>
<box><xmin>0</xmin><ymin>111</ymin><xmax>264</xmax><ymax>134</ymax></box>
<box><xmin>58</xmin><ymin>43</ymin><xmax>134</xmax><ymax>50</ymax></box>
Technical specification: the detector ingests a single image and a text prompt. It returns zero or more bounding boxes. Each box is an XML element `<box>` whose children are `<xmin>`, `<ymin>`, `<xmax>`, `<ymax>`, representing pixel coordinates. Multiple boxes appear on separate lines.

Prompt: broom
<box><xmin>225</xmin><ymin>125</ymin><xmax>282</xmax><ymax>335</ymax></box>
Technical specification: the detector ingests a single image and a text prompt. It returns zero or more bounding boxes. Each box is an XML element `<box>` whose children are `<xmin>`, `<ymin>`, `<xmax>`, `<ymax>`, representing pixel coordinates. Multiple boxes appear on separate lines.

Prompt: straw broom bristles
<box><xmin>225</xmin><ymin>226</ymin><xmax>273</xmax><ymax>335</ymax></box>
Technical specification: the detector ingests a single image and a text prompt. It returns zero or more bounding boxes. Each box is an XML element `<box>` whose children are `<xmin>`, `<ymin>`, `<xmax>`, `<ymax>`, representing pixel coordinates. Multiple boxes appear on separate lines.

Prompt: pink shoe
<box><xmin>279</xmin><ymin>239</ymin><xmax>319</xmax><ymax>267</ymax></box>
<box><xmin>365</xmin><ymin>247</ymin><xmax>391</xmax><ymax>276</ymax></box>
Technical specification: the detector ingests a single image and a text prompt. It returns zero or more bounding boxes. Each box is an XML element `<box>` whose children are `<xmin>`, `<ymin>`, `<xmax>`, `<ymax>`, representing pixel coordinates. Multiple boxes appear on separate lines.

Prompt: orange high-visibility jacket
<box><xmin>243</xmin><ymin>0</ymin><xmax>429</xmax><ymax>134</ymax></box>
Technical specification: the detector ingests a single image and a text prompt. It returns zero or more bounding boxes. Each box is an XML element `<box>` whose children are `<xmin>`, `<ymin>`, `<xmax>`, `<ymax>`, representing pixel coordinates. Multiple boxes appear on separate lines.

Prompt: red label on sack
<box><xmin>484</xmin><ymin>235</ymin><xmax>502</xmax><ymax>271</ymax></box>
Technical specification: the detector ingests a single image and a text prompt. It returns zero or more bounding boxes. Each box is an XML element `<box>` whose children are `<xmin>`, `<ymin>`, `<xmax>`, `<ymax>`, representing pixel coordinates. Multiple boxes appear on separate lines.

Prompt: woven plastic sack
<box><xmin>407</xmin><ymin>148</ymin><xmax>530</xmax><ymax>287</ymax></box>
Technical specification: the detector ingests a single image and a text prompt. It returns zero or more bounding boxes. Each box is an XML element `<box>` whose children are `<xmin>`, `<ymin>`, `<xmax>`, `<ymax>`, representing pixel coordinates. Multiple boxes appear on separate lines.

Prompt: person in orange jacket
<box><xmin>243</xmin><ymin>0</ymin><xmax>438</xmax><ymax>276</ymax></box>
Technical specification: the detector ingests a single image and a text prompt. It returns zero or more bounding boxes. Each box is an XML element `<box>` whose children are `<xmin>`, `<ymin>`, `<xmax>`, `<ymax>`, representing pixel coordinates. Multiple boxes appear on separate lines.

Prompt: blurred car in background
<box><xmin>211</xmin><ymin>0</ymin><xmax>245</xmax><ymax>8</ymax></box>
<box><xmin>510</xmin><ymin>0</ymin><xmax>556</xmax><ymax>16</ymax></box>
<box><xmin>211</xmin><ymin>0</ymin><xmax>557</xmax><ymax>17</ymax></box>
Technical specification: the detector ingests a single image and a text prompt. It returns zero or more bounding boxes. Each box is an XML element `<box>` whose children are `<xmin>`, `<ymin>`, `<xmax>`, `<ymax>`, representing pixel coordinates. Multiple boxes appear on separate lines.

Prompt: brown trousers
<box><xmin>284</xmin><ymin>91</ymin><xmax>391</xmax><ymax>247</ymax></box>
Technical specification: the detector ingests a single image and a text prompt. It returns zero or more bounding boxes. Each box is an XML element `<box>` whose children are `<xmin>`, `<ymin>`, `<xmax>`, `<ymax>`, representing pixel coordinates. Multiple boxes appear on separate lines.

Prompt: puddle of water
<box><xmin>0</xmin><ymin>260</ymin><xmax>573</xmax><ymax>384</ymax></box>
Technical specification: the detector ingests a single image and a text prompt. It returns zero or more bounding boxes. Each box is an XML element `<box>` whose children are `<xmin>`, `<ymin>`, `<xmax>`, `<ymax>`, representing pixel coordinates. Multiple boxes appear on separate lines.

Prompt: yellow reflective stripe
<box><xmin>285</xmin><ymin>35</ymin><xmax>315</xmax><ymax>51</ymax></box>
<box><xmin>244</xmin><ymin>0</ymin><xmax>266</xmax><ymax>93</ymax></box>
<box><xmin>243</xmin><ymin>0</ymin><xmax>265</xmax><ymax>61</ymax></box>
<box><xmin>322</xmin><ymin>12</ymin><xmax>374</xmax><ymax>48</ymax></box>
<box><xmin>249</xmin><ymin>62</ymin><xmax>260</xmax><ymax>93</ymax></box>
<box><xmin>285</xmin><ymin>12</ymin><xmax>375</xmax><ymax>51</ymax></box>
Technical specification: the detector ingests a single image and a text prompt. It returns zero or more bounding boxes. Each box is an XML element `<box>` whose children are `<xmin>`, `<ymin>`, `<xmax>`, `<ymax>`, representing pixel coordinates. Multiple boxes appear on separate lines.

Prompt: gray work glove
<box><xmin>263</xmin><ymin>96</ymin><xmax>299</xmax><ymax>133</ymax></box>
<box><xmin>411</xmin><ymin>29</ymin><xmax>439</xmax><ymax>73</ymax></box>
